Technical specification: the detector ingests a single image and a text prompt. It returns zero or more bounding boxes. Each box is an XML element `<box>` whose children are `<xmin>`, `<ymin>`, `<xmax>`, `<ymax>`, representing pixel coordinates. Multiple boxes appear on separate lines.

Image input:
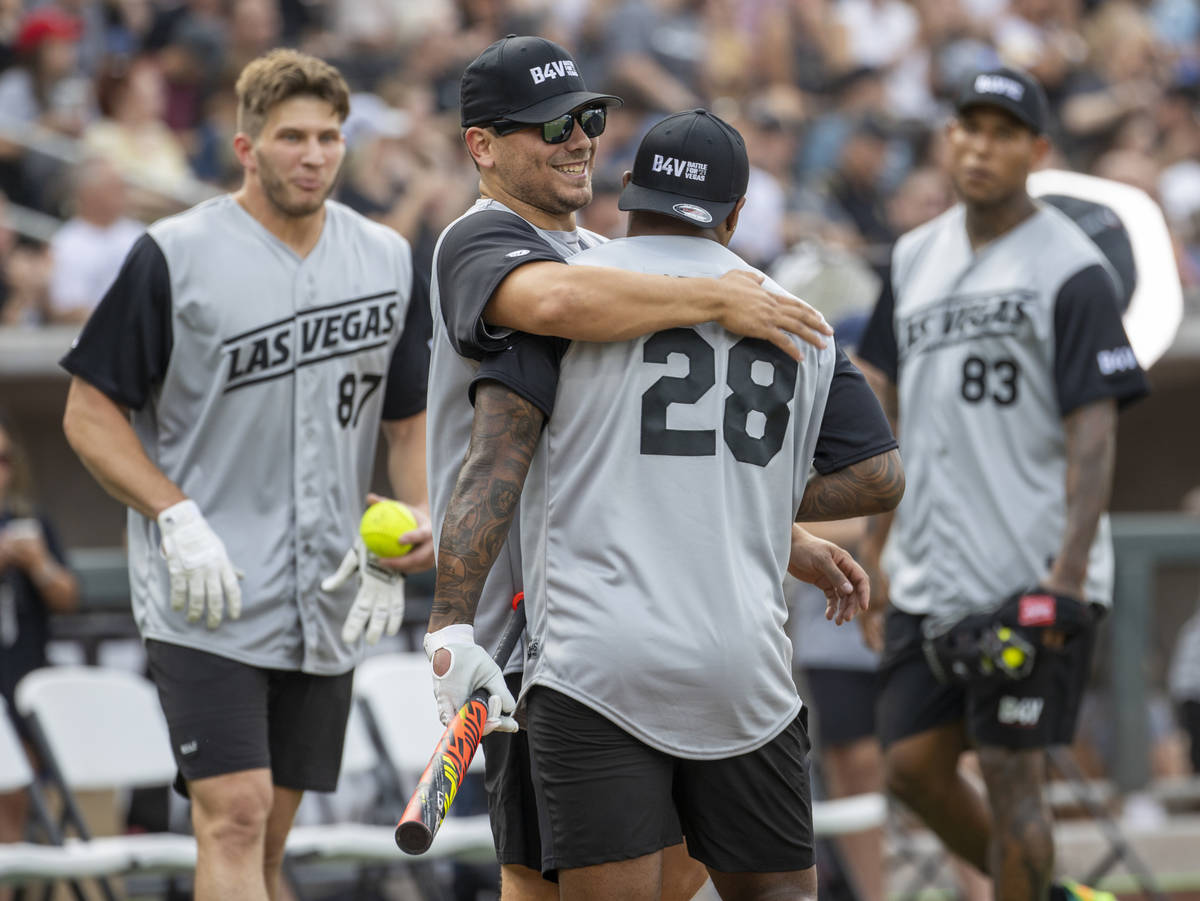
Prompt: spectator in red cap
<box><xmin>0</xmin><ymin>6</ymin><xmax>90</xmax><ymax>133</ymax></box>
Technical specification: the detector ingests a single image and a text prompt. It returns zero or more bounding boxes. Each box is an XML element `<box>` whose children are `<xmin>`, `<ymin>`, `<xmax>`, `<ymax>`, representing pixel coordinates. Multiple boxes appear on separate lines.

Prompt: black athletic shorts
<box><xmin>525</xmin><ymin>686</ymin><xmax>815</xmax><ymax>875</ymax></box>
<box><xmin>481</xmin><ymin>672</ymin><xmax>543</xmax><ymax>871</ymax></box>
<box><xmin>876</xmin><ymin>607</ymin><xmax>1097</xmax><ymax>751</ymax></box>
<box><xmin>801</xmin><ymin>668</ymin><xmax>877</xmax><ymax>748</ymax></box>
<box><xmin>145</xmin><ymin>639</ymin><xmax>353</xmax><ymax>795</ymax></box>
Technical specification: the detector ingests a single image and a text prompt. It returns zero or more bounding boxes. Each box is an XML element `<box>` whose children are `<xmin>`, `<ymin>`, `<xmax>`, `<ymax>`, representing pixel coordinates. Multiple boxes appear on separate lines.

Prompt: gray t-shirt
<box><xmin>62</xmin><ymin>196</ymin><xmax>429</xmax><ymax>674</ymax></box>
<box><xmin>500</xmin><ymin>235</ymin><xmax>843</xmax><ymax>758</ymax></box>
<box><xmin>859</xmin><ymin>203</ymin><xmax>1148</xmax><ymax>623</ymax></box>
<box><xmin>425</xmin><ymin>199</ymin><xmax>604</xmax><ymax>671</ymax></box>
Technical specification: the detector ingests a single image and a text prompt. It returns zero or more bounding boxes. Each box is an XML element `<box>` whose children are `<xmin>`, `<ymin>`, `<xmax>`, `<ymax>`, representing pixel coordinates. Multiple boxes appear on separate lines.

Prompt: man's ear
<box><xmin>621</xmin><ymin>169</ymin><xmax>633</xmax><ymax>189</ymax></box>
<box><xmin>724</xmin><ymin>196</ymin><xmax>747</xmax><ymax>234</ymax></box>
<box><xmin>232</xmin><ymin>132</ymin><xmax>255</xmax><ymax>171</ymax></box>
<box><xmin>465</xmin><ymin>126</ymin><xmax>498</xmax><ymax>169</ymax></box>
<box><xmin>1031</xmin><ymin>133</ymin><xmax>1052</xmax><ymax>168</ymax></box>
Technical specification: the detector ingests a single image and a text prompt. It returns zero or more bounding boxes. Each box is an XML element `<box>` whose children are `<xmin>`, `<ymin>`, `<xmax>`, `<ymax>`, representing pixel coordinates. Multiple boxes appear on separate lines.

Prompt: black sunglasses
<box><xmin>490</xmin><ymin>107</ymin><xmax>607</xmax><ymax>144</ymax></box>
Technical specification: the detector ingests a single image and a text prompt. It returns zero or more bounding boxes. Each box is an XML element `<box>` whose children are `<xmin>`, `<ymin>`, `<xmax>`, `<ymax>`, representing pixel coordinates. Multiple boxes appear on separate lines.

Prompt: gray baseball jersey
<box><xmin>474</xmin><ymin>235</ymin><xmax>894</xmax><ymax>759</ymax></box>
<box><xmin>62</xmin><ymin>195</ymin><xmax>429</xmax><ymax>675</ymax></box>
<box><xmin>425</xmin><ymin>198</ymin><xmax>605</xmax><ymax>671</ymax></box>
<box><xmin>859</xmin><ymin>203</ymin><xmax>1148</xmax><ymax>623</ymax></box>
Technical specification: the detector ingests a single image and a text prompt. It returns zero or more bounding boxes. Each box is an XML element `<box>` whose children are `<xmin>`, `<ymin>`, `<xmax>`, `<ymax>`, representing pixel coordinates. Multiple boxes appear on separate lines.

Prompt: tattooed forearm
<box><xmin>1054</xmin><ymin>398</ymin><xmax>1117</xmax><ymax>589</ymax></box>
<box><xmin>796</xmin><ymin>449</ymin><xmax>905</xmax><ymax>521</ymax></box>
<box><xmin>429</xmin><ymin>381</ymin><xmax>544</xmax><ymax>631</ymax></box>
<box><xmin>979</xmin><ymin>747</ymin><xmax>1053</xmax><ymax>901</ymax></box>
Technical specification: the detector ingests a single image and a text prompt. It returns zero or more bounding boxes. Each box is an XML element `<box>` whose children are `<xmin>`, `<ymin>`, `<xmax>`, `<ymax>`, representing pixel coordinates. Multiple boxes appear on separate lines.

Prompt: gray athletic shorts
<box><xmin>145</xmin><ymin>639</ymin><xmax>353</xmax><ymax>795</ymax></box>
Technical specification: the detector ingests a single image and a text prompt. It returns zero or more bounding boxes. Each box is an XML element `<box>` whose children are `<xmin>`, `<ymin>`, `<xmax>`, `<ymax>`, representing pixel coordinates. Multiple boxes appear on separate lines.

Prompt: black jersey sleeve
<box><xmin>812</xmin><ymin>345</ymin><xmax>898</xmax><ymax>476</ymax></box>
<box><xmin>857</xmin><ymin>269</ymin><xmax>899</xmax><ymax>384</ymax></box>
<box><xmin>436</xmin><ymin>210</ymin><xmax>566</xmax><ymax>359</ymax></box>
<box><xmin>382</xmin><ymin>266</ymin><xmax>431</xmax><ymax>420</ymax></box>
<box><xmin>1054</xmin><ymin>263</ymin><xmax>1149</xmax><ymax>416</ymax></box>
<box><xmin>59</xmin><ymin>233</ymin><xmax>173</xmax><ymax>410</ymax></box>
<box><xmin>469</xmin><ymin>332</ymin><xmax>569</xmax><ymax>419</ymax></box>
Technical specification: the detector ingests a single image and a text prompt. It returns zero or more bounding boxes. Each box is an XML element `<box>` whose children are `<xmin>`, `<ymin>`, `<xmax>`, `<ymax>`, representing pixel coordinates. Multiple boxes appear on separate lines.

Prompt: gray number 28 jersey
<box><xmin>62</xmin><ymin>196</ymin><xmax>429</xmax><ymax>675</ymax></box>
<box><xmin>859</xmin><ymin>203</ymin><xmax>1148</xmax><ymax>622</ymax></box>
<box><xmin>514</xmin><ymin>235</ymin><xmax>837</xmax><ymax>759</ymax></box>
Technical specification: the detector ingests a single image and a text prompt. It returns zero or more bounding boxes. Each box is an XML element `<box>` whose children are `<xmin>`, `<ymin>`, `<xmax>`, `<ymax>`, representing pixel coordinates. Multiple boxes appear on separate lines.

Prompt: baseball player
<box><xmin>437</xmin><ymin>109</ymin><xmax>902</xmax><ymax>900</ymax></box>
<box><xmin>856</xmin><ymin>67</ymin><xmax>1149</xmax><ymax>901</ymax></box>
<box><xmin>421</xmin><ymin>37</ymin><xmax>857</xmax><ymax>901</ymax></box>
<box><xmin>59</xmin><ymin>50</ymin><xmax>430</xmax><ymax>901</ymax></box>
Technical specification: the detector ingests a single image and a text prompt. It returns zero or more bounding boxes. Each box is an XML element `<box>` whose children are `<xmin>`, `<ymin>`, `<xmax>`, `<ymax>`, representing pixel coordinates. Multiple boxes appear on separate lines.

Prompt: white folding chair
<box><xmin>0</xmin><ymin>695</ymin><xmax>134</xmax><ymax>893</ymax></box>
<box><xmin>14</xmin><ymin>666</ymin><xmax>199</xmax><ymax>887</ymax></box>
<box><xmin>350</xmin><ymin>653</ymin><xmax>495</xmax><ymax>861</ymax></box>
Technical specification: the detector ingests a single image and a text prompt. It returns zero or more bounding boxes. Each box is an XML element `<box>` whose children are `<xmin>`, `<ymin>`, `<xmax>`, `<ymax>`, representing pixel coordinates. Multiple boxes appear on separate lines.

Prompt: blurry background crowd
<box><xmin>1</xmin><ymin>0</ymin><xmax>1200</xmax><ymax>327</ymax></box>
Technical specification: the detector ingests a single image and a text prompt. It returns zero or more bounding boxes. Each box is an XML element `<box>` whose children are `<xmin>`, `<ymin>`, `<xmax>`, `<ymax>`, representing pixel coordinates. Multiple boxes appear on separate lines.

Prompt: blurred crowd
<box><xmin>0</xmin><ymin>0</ymin><xmax>1199</xmax><ymax>327</ymax></box>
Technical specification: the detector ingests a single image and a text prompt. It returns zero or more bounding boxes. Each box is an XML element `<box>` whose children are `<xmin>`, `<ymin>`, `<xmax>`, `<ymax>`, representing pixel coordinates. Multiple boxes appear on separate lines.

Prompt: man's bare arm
<box><xmin>485</xmin><ymin>263</ymin><xmax>831</xmax><ymax>362</ymax></box>
<box><xmin>379</xmin><ymin>412</ymin><xmax>434</xmax><ymax>573</ymax></box>
<box><xmin>1044</xmin><ymin>398</ymin><xmax>1117</xmax><ymax>598</ymax></box>
<box><xmin>428</xmin><ymin>382</ymin><xmax>544</xmax><ymax>631</ymax></box>
<box><xmin>62</xmin><ymin>377</ymin><xmax>185</xmax><ymax>518</ymax></box>
<box><xmin>795</xmin><ymin>449</ymin><xmax>904</xmax><ymax>522</ymax></box>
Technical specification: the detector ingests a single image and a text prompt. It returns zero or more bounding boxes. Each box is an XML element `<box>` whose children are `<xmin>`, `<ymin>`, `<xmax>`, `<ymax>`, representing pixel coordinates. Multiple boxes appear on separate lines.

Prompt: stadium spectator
<box><xmin>84</xmin><ymin>54</ymin><xmax>194</xmax><ymax>214</ymax></box>
<box><xmin>0</xmin><ymin>190</ymin><xmax>51</xmax><ymax>327</ymax></box>
<box><xmin>47</xmin><ymin>156</ymin><xmax>143</xmax><ymax>325</ymax></box>
<box><xmin>0</xmin><ymin>411</ymin><xmax>79</xmax><ymax>854</ymax></box>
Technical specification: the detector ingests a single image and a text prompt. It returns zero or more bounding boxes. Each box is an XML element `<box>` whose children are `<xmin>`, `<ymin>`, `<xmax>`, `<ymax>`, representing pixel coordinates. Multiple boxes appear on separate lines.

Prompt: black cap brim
<box><xmin>501</xmin><ymin>90</ymin><xmax>622</xmax><ymax>123</ymax></box>
<box><xmin>956</xmin><ymin>97</ymin><xmax>1042</xmax><ymax>133</ymax></box>
<box><xmin>617</xmin><ymin>182</ymin><xmax>737</xmax><ymax>227</ymax></box>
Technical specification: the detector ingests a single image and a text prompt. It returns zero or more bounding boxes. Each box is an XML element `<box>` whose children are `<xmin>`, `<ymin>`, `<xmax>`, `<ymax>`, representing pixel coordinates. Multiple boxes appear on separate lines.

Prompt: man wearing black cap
<box><xmin>446</xmin><ymin>107</ymin><xmax>901</xmax><ymax>899</ymax></box>
<box><xmin>421</xmin><ymin>37</ymin><xmax>846</xmax><ymax>901</ymax></box>
<box><xmin>857</xmin><ymin>67</ymin><xmax>1147</xmax><ymax>901</ymax></box>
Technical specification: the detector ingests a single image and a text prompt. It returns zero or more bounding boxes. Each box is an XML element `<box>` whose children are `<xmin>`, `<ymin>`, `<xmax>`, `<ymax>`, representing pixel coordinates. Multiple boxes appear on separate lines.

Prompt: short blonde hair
<box><xmin>235</xmin><ymin>48</ymin><xmax>350</xmax><ymax>138</ymax></box>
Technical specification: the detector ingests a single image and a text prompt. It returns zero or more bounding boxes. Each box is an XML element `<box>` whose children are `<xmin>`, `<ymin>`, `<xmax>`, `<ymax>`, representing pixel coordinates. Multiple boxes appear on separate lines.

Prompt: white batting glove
<box><xmin>323</xmin><ymin>538</ymin><xmax>405</xmax><ymax>645</ymax></box>
<box><xmin>423</xmin><ymin>624</ymin><xmax>518</xmax><ymax>734</ymax></box>
<box><xmin>157</xmin><ymin>499</ymin><xmax>242</xmax><ymax>629</ymax></box>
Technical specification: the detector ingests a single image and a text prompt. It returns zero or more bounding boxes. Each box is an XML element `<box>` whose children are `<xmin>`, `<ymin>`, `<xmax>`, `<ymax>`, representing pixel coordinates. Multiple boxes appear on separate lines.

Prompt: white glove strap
<box><xmin>157</xmin><ymin>498</ymin><xmax>201</xmax><ymax>532</ymax></box>
<box><xmin>423</xmin><ymin>624</ymin><xmax>475</xmax><ymax>660</ymax></box>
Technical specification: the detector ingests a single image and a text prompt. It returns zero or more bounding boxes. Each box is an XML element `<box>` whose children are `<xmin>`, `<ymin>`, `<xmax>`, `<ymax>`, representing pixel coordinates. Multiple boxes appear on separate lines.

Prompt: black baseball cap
<box><xmin>955</xmin><ymin>66</ymin><xmax>1049</xmax><ymax>134</ymax></box>
<box><xmin>460</xmin><ymin>35</ymin><xmax>621</xmax><ymax>128</ymax></box>
<box><xmin>618</xmin><ymin>109</ymin><xmax>749</xmax><ymax>227</ymax></box>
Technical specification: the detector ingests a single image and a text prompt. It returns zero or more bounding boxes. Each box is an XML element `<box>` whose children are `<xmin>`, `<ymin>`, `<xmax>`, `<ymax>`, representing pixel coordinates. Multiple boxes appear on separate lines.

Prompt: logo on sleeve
<box><xmin>998</xmin><ymin>696</ymin><xmax>1044</xmax><ymax>727</ymax></box>
<box><xmin>506</xmin><ymin>249</ymin><xmax>531</xmax><ymax>258</ymax></box>
<box><xmin>1096</xmin><ymin>346</ymin><xmax>1137</xmax><ymax>375</ymax></box>
<box><xmin>529</xmin><ymin>60</ymin><xmax>578</xmax><ymax>84</ymax></box>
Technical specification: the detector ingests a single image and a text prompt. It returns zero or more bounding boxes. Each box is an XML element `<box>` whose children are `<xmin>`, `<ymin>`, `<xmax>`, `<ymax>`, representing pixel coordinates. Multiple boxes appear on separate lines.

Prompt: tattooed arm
<box><xmin>795</xmin><ymin>448</ymin><xmax>905</xmax><ymax>521</ymax></box>
<box><xmin>428</xmin><ymin>382</ymin><xmax>545</xmax><ymax>631</ymax></box>
<box><xmin>1043</xmin><ymin>397</ymin><xmax>1117</xmax><ymax>599</ymax></box>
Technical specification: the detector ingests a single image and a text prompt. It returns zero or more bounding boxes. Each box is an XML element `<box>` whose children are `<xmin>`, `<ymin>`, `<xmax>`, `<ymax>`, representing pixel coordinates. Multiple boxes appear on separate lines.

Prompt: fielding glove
<box><xmin>423</xmin><ymin>624</ymin><xmax>518</xmax><ymax>734</ymax></box>
<box><xmin>323</xmin><ymin>538</ymin><xmax>405</xmax><ymax>645</ymax></box>
<box><xmin>157</xmin><ymin>499</ymin><xmax>242</xmax><ymax>629</ymax></box>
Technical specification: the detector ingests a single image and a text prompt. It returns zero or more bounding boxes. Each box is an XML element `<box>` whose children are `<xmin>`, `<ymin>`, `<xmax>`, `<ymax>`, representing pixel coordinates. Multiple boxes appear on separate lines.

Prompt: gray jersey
<box><xmin>425</xmin><ymin>199</ymin><xmax>604</xmax><ymax>670</ymax></box>
<box><xmin>62</xmin><ymin>195</ymin><xmax>429</xmax><ymax>674</ymax></box>
<box><xmin>512</xmin><ymin>236</ymin><xmax>837</xmax><ymax>758</ymax></box>
<box><xmin>859</xmin><ymin>203</ymin><xmax>1148</xmax><ymax>622</ymax></box>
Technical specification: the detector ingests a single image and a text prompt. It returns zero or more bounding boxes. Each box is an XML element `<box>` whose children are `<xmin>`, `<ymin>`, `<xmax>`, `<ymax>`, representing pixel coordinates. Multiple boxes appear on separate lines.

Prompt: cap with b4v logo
<box><xmin>618</xmin><ymin>109</ymin><xmax>749</xmax><ymax>227</ymax></box>
<box><xmin>460</xmin><ymin>35</ymin><xmax>621</xmax><ymax>128</ymax></box>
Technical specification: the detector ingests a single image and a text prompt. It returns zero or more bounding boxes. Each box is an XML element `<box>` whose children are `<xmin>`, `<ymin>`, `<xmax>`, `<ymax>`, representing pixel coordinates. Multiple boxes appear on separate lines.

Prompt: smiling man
<box><xmin>60</xmin><ymin>50</ymin><xmax>432</xmax><ymax>901</ymax></box>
